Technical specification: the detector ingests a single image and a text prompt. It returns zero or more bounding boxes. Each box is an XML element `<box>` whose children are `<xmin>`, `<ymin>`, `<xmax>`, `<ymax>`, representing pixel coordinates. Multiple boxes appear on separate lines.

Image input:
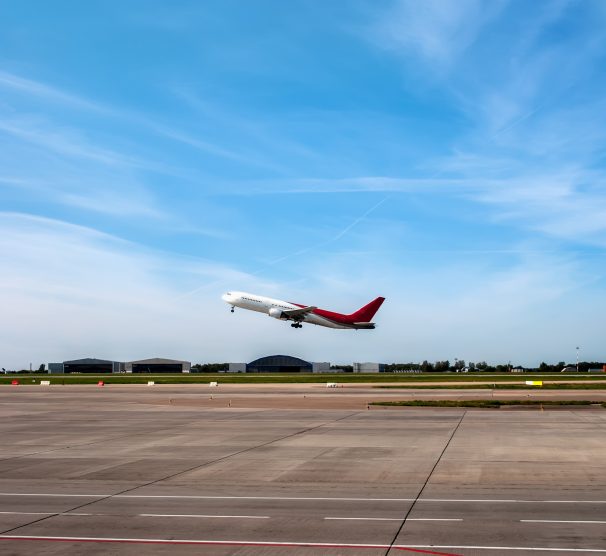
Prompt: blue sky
<box><xmin>1</xmin><ymin>0</ymin><xmax>605</xmax><ymax>368</ymax></box>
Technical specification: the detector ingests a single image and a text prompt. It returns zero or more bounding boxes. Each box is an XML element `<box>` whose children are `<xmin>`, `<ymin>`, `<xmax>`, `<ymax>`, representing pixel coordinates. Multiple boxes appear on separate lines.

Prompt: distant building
<box><xmin>312</xmin><ymin>362</ymin><xmax>331</xmax><ymax>373</ymax></box>
<box><xmin>247</xmin><ymin>355</ymin><xmax>312</xmax><ymax>373</ymax></box>
<box><xmin>48</xmin><ymin>357</ymin><xmax>190</xmax><ymax>374</ymax></box>
<box><xmin>57</xmin><ymin>358</ymin><xmax>123</xmax><ymax>374</ymax></box>
<box><xmin>47</xmin><ymin>363</ymin><xmax>64</xmax><ymax>374</ymax></box>
<box><xmin>228</xmin><ymin>363</ymin><xmax>247</xmax><ymax>373</ymax></box>
<box><xmin>125</xmin><ymin>358</ymin><xmax>191</xmax><ymax>373</ymax></box>
<box><xmin>228</xmin><ymin>357</ymin><xmax>329</xmax><ymax>373</ymax></box>
<box><xmin>353</xmin><ymin>362</ymin><xmax>386</xmax><ymax>373</ymax></box>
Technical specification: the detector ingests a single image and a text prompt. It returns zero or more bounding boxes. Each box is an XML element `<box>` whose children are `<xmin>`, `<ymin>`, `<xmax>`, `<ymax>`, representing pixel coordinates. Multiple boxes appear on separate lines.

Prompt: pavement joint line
<box><xmin>2</xmin><ymin>536</ymin><xmax>606</xmax><ymax>553</ymax></box>
<box><xmin>0</xmin><ymin>430</ymin><xmax>163</xmax><ymax>464</ymax></box>
<box><xmin>0</xmin><ymin>409</ymin><xmax>362</xmax><ymax>538</ymax></box>
<box><xmin>385</xmin><ymin>411</ymin><xmax>467</xmax><ymax>556</ymax></box>
<box><xmin>2</xmin><ymin>492</ymin><xmax>606</xmax><ymax>503</ymax></box>
<box><xmin>0</xmin><ymin>407</ymin><xmax>267</xmax><ymax>465</ymax></box>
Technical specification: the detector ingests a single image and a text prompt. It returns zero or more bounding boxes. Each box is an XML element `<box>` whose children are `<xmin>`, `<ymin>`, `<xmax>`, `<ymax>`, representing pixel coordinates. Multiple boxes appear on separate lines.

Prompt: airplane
<box><xmin>222</xmin><ymin>291</ymin><xmax>385</xmax><ymax>329</ymax></box>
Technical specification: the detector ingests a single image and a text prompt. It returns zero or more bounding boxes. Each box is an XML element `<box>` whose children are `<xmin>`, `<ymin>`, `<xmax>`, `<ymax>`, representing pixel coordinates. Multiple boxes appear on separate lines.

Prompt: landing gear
<box><xmin>230</xmin><ymin>307</ymin><xmax>234</xmax><ymax>313</ymax></box>
<box><xmin>291</xmin><ymin>322</ymin><xmax>302</xmax><ymax>328</ymax></box>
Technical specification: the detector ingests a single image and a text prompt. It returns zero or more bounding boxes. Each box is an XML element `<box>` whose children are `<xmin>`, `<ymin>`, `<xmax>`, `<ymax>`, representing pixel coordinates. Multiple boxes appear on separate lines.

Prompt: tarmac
<box><xmin>0</xmin><ymin>385</ymin><xmax>605</xmax><ymax>555</ymax></box>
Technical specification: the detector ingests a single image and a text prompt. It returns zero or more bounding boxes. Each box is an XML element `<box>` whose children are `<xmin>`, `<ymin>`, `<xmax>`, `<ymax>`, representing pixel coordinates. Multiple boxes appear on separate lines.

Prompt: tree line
<box><xmin>190</xmin><ymin>361</ymin><xmax>605</xmax><ymax>373</ymax></box>
<box><xmin>5</xmin><ymin>361</ymin><xmax>604</xmax><ymax>374</ymax></box>
<box><xmin>384</xmin><ymin>360</ymin><xmax>605</xmax><ymax>373</ymax></box>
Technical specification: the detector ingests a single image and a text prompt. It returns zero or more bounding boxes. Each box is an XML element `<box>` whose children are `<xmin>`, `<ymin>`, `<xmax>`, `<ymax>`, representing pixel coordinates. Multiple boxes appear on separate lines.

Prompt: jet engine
<box><xmin>268</xmin><ymin>307</ymin><xmax>285</xmax><ymax>320</ymax></box>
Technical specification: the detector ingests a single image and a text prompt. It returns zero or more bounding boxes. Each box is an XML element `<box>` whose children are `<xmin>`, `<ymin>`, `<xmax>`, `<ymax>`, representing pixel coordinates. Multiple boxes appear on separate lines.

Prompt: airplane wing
<box><xmin>282</xmin><ymin>306</ymin><xmax>317</xmax><ymax>320</ymax></box>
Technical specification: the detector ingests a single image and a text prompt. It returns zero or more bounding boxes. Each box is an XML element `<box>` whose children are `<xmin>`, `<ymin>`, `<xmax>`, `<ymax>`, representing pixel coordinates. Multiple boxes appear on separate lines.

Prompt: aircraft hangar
<box><xmin>125</xmin><ymin>358</ymin><xmax>191</xmax><ymax>373</ymax></box>
<box><xmin>48</xmin><ymin>358</ymin><xmax>191</xmax><ymax>374</ymax></box>
<box><xmin>61</xmin><ymin>358</ymin><xmax>121</xmax><ymax>374</ymax></box>
<box><xmin>246</xmin><ymin>354</ymin><xmax>312</xmax><ymax>373</ymax></box>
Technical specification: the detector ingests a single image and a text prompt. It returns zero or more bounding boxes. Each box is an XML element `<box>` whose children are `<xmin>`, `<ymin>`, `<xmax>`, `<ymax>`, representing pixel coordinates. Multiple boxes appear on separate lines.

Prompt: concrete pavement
<box><xmin>0</xmin><ymin>386</ymin><xmax>605</xmax><ymax>554</ymax></box>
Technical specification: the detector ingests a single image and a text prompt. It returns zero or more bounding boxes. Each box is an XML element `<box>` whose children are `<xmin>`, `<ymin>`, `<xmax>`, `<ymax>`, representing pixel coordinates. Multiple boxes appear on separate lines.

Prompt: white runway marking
<box><xmin>0</xmin><ymin>511</ymin><xmax>270</xmax><ymax>519</ymax></box>
<box><xmin>0</xmin><ymin>492</ymin><xmax>413</xmax><ymax>501</ymax></box>
<box><xmin>0</xmin><ymin>510</ymin><xmax>457</xmax><ymax>521</ymax></box>
<box><xmin>118</xmin><ymin>494</ymin><xmax>416</xmax><ymax>501</ymax></box>
<box><xmin>325</xmin><ymin>517</ymin><xmax>463</xmax><ymax>522</ymax></box>
<box><xmin>325</xmin><ymin>516</ymin><xmax>402</xmax><ymax>521</ymax></box>
<box><xmin>0</xmin><ymin>493</ymin><xmax>105</xmax><ymax>498</ymax></box>
<box><xmin>0</xmin><ymin>511</ymin><xmax>51</xmax><ymax>515</ymax></box>
<box><xmin>138</xmin><ymin>513</ymin><xmax>270</xmax><ymax>519</ymax></box>
<box><xmin>2</xmin><ymin>535</ymin><xmax>606</xmax><ymax>553</ymax></box>
<box><xmin>2</xmin><ymin>492</ymin><xmax>606</xmax><ymax>504</ymax></box>
<box><xmin>0</xmin><ymin>535</ymin><xmax>391</xmax><ymax>549</ymax></box>
<box><xmin>420</xmin><ymin>498</ymin><xmax>606</xmax><ymax>504</ymax></box>
<box><xmin>406</xmin><ymin>547</ymin><xmax>606</xmax><ymax>553</ymax></box>
<box><xmin>8</xmin><ymin>510</ymin><xmax>606</xmax><ymax>525</ymax></box>
<box><xmin>408</xmin><ymin>518</ymin><xmax>464</xmax><ymax>521</ymax></box>
<box><xmin>521</xmin><ymin>519</ymin><xmax>606</xmax><ymax>524</ymax></box>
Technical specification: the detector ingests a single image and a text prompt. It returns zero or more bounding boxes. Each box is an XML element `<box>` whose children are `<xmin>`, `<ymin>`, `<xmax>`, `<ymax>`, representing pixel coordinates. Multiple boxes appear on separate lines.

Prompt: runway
<box><xmin>7</xmin><ymin>382</ymin><xmax>605</xmax><ymax>411</ymax></box>
<box><xmin>1</xmin><ymin>386</ymin><xmax>605</xmax><ymax>554</ymax></box>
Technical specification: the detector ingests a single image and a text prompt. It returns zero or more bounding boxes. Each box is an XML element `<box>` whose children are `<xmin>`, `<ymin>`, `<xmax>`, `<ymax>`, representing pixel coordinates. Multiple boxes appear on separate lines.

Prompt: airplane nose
<box><xmin>221</xmin><ymin>293</ymin><xmax>231</xmax><ymax>303</ymax></box>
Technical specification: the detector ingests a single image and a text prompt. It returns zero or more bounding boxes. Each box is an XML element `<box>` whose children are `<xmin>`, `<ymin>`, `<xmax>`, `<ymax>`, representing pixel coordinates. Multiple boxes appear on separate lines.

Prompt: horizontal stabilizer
<box><xmin>353</xmin><ymin>322</ymin><xmax>376</xmax><ymax>329</ymax></box>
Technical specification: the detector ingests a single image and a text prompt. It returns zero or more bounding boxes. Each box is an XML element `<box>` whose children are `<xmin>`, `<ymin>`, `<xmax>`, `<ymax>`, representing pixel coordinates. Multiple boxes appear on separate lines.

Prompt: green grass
<box><xmin>371</xmin><ymin>400</ymin><xmax>598</xmax><ymax>409</ymax></box>
<box><xmin>1</xmin><ymin>372</ymin><xmax>605</xmax><ymax>386</ymax></box>
<box><xmin>1</xmin><ymin>375</ymin><xmax>219</xmax><ymax>385</ymax></box>
<box><xmin>375</xmin><ymin>383</ymin><xmax>606</xmax><ymax>390</ymax></box>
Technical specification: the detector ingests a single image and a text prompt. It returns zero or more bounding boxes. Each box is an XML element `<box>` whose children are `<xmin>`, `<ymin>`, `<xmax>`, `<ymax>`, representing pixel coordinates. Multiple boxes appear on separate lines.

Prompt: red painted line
<box><xmin>396</xmin><ymin>548</ymin><xmax>461</xmax><ymax>555</ymax></box>
<box><xmin>0</xmin><ymin>535</ymin><xmax>462</xmax><ymax>554</ymax></box>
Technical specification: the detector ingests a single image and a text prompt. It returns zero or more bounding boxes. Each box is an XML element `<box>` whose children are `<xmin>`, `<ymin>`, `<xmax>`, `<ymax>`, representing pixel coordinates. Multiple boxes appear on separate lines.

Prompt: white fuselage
<box><xmin>221</xmin><ymin>291</ymin><xmax>351</xmax><ymax>329</ymax></box>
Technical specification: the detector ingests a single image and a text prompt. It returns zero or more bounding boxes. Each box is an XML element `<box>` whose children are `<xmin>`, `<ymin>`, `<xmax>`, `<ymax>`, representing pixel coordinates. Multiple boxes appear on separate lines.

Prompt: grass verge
<box><xmin>370</xmin><ymin>400</ymin><xmax>598</xmax><ymax>409</ymax></box>
<box><xmin>375</xmin><ymin>383</ymin><xmax>606</xmax><ymax>390</ymax></box>
<box><xmin>1</xmin><ymin>373</ymin><xmax>605</xmax><ymax>386</ymax></box>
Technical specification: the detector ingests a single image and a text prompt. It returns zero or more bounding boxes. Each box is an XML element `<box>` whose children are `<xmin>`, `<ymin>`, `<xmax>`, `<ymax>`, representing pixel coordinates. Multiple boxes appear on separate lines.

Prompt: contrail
<box><xmin>179</xmin><ymin>78</ymin><xmax>567</xmax><ymax>301</ymax></box>
<box><xmin>268</xmin><ymin>195</ymin><xmax>391</xmax><ymax>265</ymax></box>
<box><xmin>176</xmin><ymin>195</ymin><xmax>390</xmax><ymax>299</ymax></box>
<box><xmin>331</xmin><ymin>195</ymin><xmax>390</xmax><ymax>242</ymax></box>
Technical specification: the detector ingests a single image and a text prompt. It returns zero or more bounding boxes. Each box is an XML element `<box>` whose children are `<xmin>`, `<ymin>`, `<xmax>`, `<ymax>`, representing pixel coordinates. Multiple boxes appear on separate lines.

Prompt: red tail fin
<box><xmin>349</xmin><ymin>297</ymin><xmax>385</xmax><ymax>322</ymax></box>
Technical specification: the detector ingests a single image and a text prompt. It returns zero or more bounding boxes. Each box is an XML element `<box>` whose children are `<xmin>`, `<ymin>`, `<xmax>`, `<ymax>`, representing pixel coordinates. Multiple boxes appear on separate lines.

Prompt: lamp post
<box><xmin>576</xmin><ymin>346</ymin><xmax>580</xmax><ymax>373</ymax></box>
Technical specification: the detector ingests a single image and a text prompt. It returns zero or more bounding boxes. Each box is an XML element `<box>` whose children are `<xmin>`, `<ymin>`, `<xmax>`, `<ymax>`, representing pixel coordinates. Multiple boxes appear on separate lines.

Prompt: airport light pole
<box><xmin>576</xmin><ymin>346</ymin><xmax>580</xmax><ymax>373</ymax></box>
